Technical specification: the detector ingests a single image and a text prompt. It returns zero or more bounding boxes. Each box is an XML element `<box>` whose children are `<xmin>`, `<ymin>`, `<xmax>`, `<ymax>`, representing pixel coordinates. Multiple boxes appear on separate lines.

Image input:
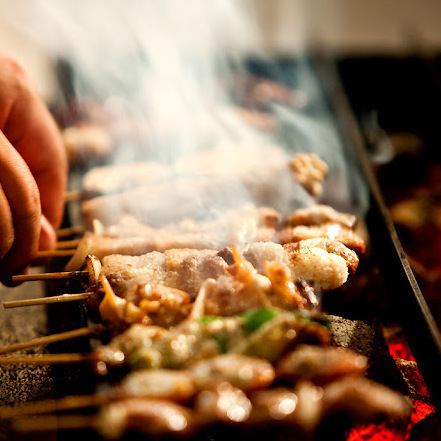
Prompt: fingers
<box><xmin>0</xmin><ymin>131</ymin><xmax>41</xmax><ymax>279</ymax></box>
<box><xmin>0</xmin><ymin>184</ymin><xmax>14</xmax><ymax>260</ymax></box>
<box><xmin>39</xmin><ymin>214</ymin><xmax>56</xmax><ymax>251</ymax></box>
<box><xmin>0</xmin><ymin>57</ymin><xmax>67</xmax><ymax>229</ymax></box>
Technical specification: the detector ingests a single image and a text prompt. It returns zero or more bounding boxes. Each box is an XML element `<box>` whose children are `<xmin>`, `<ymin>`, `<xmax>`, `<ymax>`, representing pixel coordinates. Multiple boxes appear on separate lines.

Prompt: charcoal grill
<box><xmin>1</xmin><ymin>55</ymin><xmax>440</xmax><ymax>441</ymax></box>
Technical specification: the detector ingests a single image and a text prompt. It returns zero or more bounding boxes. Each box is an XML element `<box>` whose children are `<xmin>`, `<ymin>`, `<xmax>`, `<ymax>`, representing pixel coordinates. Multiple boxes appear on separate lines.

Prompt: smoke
<box><xmin>3</xmin><ymin>0</ymin><xmax>367</xmax><ymax>226</ymax></box>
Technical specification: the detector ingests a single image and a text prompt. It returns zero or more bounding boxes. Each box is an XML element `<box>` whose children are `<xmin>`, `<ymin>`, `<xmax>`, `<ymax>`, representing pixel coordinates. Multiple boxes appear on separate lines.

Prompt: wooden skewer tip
<box><xmin>56</xmin><ymin>226</ymin><xmax>85</xmax><ymax>238</ymax></box>
<box><xmin>0</xmin><ymin>325</ymin><xmax>104</xmax><ymax>354</ymax></box>
<box><xmin>2</xmin><ymin>292</ymin><xmax>95</xmax><ymax>309</ymax></box>
<box><xmin>34</xmin><ymin>249</ymin><xmax>76</xmax><ymax>259</ymax></box>
<box><xmin>0</xmin><ymin>353</ymin><xmax>93</xmax><ymax>365</ymax></box>
<box><xmin>56</xmin><ymin>239</ymin><xmax>81</xmax><ymax>249</ymax></box>
<box><xmin>11</xmin><ymin>270</ymin><xmax>89</xmax><ymax>283</ymax></box>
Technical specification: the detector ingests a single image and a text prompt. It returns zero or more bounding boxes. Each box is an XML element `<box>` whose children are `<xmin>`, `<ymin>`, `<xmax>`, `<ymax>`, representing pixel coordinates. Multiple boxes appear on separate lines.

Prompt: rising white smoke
<box><xmin>2</xmin><ymin>0</ymin><xmax>367</xmax><ymax>225</ymax></box>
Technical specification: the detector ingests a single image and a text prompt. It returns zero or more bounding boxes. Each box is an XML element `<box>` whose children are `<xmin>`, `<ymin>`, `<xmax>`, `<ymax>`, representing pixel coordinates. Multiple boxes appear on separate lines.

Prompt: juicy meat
<box><xmin>120</xmin><ymin>369</ymin><xmax>195</xmax><ymax>401</ymax></box>
<box><xmin>285</xmin><ymin>239</ymin><xmax>359</xmax><ymax>274</ymax></box>
<box><xmin>189</xmin><ymin>354</ymin><xmax>275</xmax><ymax>391</ymax></box>
<box><xmin>220</xmin><ymin>240</ymin><xmax>357</xmax><ymax>292</ymax></box>
<box><xmin>322</xmin><ymin>376</ymin><xmax>411</xmax><ymax>422</ymax></box>
<box><xmin>101</xmin><ymin>249</ymin><xmax>228</xmax><ymax>297</ymax></box>
<box><xmin>243</xmin><ymin>241</ymin><xmax>290</xmax><ymax>273</ymax></box>
<box><xmin>99</xmin><ymin>276</ymin><xmax>192</xmax><ymax>328</ymax></box>
<box><xmin>276</xmin><ymin>345</ymin><xmax>367</xmax><ymax>384</ymax></box>
<box><xmin>81</xmin><ymin>176</ymin><xmax>239</xmax><ymax>229</ymax></box>
<box><xmin>81</xmin><ymin>144</ymin><xmax>316</xmax><ymax>228</ymax></box>
<box><xmin>203</xmin><ymin>247</ymin><xmax>304</xmax><ymax>316</ymax></box>
<box><xmin>285</xmin><ymin>245</ymin><xmax>348</xmax><ymax>290</ymax></box>
<box><xmin>249</xmin><ymin>384</ymin><xmax>323</xmax><ymax>430</ymax></box>
<box><xmin>195</xmin><ymin>383</ymin><xmax>252</xmax><ymax>424</ymax></box>
<box><xmin>97</xmin><ymin>398</ymin><xmax>192</xmax><ymax>439</ymax></box>
<box><xmin>284</xmin><ymin>205</ymin><xmax>357</xmax><ymax>229</ymax></box>
<box><xmin>249</xmin><ymin>377</ymin><xmax>410</xmax><ymax>430</ymax></box>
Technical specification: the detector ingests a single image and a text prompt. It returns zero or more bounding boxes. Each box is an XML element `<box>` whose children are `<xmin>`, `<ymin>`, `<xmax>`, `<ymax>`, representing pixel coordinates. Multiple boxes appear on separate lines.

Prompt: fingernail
<box><xmin>39</xmin><ymin>214</ymin><xmax>56</xmax><ymax>250</ymax></box>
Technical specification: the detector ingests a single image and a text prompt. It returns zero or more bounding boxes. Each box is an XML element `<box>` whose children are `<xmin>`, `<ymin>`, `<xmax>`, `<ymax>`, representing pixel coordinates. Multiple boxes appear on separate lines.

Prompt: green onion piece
<box><xmin>200</xmin><ymin>315</ymin><xmax>222</xmax><ymax>324</ymax></box>
<box><xmin>242</xmin><ymin>308</ymin><xmax>279</xmax><ymax>333</ymax></box>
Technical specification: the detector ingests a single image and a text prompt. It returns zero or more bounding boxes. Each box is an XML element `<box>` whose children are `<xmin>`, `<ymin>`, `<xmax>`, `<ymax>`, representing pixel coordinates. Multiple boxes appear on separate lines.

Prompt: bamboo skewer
<box><xmin>13</xmin><ymin>414</ymin><xmax>96</xmax><ymax>432</ymax></box>
<box><xmin>0</xmin><ymin>394</ymin><xmax>111</xmax><ymax>419</ymax></box>
<box><xmin>0</xmin><ymin>353</ymin><xmax>95</xmax><ymax>365</ymax></box>
<box><xmin>34</xmin><ymin>249</ymin><xmax>76</xmax><ymax>259</ymax></box>
<box><xmin>56</xmin><ymin>239</ymin><xmax>81</xmax><ymax>249</ymax></box>
<box><xmin>64</xmin><ymin>190</ymin><xmax>83</xmax><ymax>203</ymax></box>
<box><xmin>12</xmin><ymin>270</ymin><xmax>89</xmax><ymax>283</ymax></box>
<box><xmin>0</xmin><ymin>325</ymin><xmax>104</xmax><ymax>354</ymax></box>
<box><xmin>56</xmin><ymin>225</ymin><xmax>85</xmax><ymax>239</ymax></box>
<box><xmin>2</xmin><ymin>292</ymin><xmax>95</xmax><ymax>309</ymax></box>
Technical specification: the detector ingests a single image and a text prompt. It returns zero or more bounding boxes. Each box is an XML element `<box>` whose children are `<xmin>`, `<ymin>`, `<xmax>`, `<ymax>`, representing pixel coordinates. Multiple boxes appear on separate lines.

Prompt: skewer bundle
<box><xmin>0</xmin><ymin>148</ymin><xmax>413</xmax><ymax>440</ymax></box>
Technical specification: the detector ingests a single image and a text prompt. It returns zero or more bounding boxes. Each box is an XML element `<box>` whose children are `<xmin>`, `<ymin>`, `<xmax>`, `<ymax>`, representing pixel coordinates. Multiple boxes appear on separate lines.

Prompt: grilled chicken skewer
<box><xmin>0</xmin><ymin>345</ymin><xmax>369</xmax><ymax>418</ymax></box>
<box><xmin>0</xmin><ymin>308</ymin><xmax>330</xmax><ymax>370</ymax></box>
<box><xmin>10</xmin><ymin>376</ymin><xmax>410</xmax><ymax>440</ymax></box>
<box><xmin>71</xmin><ymin>150</ymin><xmax>325</xmax><ymax>205</ymax></box>
<box><xmin>6</xmin><ymin>232</ymin><xmax>361</xmax><ymax>326</ymax></box>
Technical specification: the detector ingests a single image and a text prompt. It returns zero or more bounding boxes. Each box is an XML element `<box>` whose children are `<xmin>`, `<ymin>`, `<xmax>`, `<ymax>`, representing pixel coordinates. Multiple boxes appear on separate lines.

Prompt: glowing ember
<box><xmin>347</xmin><ymin>327</ymin><xmax>435</xmax><ymax>440</ymax></box>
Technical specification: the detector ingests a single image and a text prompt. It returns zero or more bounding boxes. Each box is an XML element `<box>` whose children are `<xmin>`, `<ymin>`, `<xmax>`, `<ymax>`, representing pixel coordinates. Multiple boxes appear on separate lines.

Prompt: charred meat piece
<box><xmin>283</xmin><ymin>240</ymin><xmax>357</xmax><ymax>290</ymax></box>
<box><xmin>284</xmin><ymin>205</ymin><xmax>357</xmax><ymax>229</ymax></box>
<box><xmin>279</xmin><ymin>223</ymin><xmax>366</xmax><ymax>254</ymax></box>
<box><xmin>276</xmin><ymin>345</ymin><xmax>367</xmax><ymax>384</ymax></box>
<box><xmin>97</xmin><ymin>398</ymin><xmax>193</xmax><ymax>439</ymax></box>
<box><xmin>289</xmin><ymin>153</ymin><xmax>328</xmax><ymax>197</ymax></box>
<box><xmin>284</xmin><ymin>239</ymin><xmax>359</xmax><ymax>274</ymax></box>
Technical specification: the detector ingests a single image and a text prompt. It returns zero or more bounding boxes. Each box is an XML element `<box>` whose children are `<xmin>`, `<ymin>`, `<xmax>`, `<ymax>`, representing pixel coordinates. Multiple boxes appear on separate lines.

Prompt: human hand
<box><xmin>0</xmin><ymin>55</ymin><xmax>67</xmax><ymax>281</ymax></box>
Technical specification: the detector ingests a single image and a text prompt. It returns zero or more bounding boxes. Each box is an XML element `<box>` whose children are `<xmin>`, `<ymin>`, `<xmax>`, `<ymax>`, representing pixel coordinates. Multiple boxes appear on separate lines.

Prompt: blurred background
<box><xmin>1</xmin><ymin>0</ymin><xmax>441</xmax><ymax>101</ymax></box>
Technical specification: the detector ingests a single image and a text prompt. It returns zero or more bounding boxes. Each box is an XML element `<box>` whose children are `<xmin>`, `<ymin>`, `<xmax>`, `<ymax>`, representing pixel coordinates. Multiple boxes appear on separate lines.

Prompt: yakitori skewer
<box><xmin>0</xmin><ymin>325</ymin><xmax>104</xmax><ymax>354</ymax></box>
<box><xmin>3</xmin><ymin>292</ymin><xmax>95</xmax><ymax>309</ymax></box>
<box><xmin>9</xmin><ymin>376</ymin><xmax>411</xmax><ymax>440</ymax></box>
